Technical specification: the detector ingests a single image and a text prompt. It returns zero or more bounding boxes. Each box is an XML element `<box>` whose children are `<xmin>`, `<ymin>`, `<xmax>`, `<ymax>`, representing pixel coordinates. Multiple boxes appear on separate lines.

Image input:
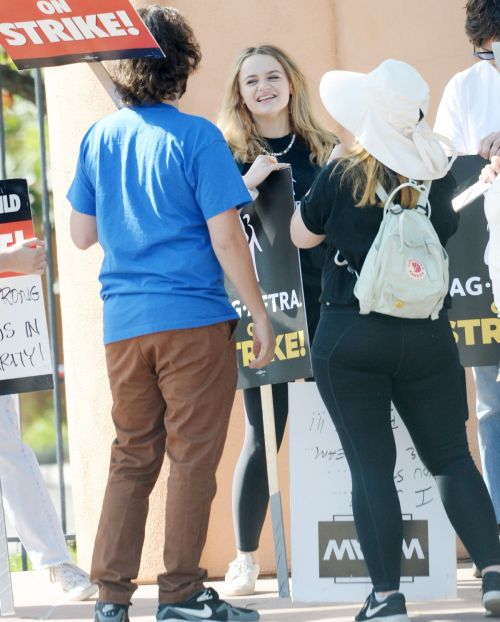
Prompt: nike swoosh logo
<box><xmin>366</xmin><ymin>601</ymin><xmax>388</xmax><ymax>617</ymax></box>
<box><xmin>172</xmin><ymin>604</ymin><xmax>212</xmax><ymax>619</ymax></box>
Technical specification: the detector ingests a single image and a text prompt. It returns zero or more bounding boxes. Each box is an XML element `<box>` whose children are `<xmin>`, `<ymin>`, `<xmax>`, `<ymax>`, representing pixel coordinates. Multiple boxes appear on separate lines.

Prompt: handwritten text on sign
<box><xmin>289</xmin><ymin>383</ymin><xmax>456</xmax><ymax>603</ymax></box>
<box><xmin>0</xmin><ymin>179</ymin><xmax>52</xmax><ymax>395</ymax></box>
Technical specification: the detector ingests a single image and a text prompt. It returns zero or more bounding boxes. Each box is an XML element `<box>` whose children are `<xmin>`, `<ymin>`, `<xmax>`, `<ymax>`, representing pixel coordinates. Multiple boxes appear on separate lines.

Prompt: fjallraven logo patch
<box><xmin>407</xmin><ymin>258</ymin><xmax>425</xmax><ymax>280</ymax></box>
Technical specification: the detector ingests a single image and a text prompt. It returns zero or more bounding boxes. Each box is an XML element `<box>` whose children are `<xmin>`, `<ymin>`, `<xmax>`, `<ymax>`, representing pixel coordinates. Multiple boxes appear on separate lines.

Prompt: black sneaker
<box><xmin>483</xmin><ymin>571</ymin><xmax>500</xmax><ymax>616</ymax></box>
<box><xmin>157</xmin><ymin>587</ymin><xmax>259</xmax><ymax>621</ymax></box>
<box><xmin>95</xmin><ymin>601</ymin><xmax>130</xmax><ymax>622</ymax></box>
<box><xmin>355</xmin><ymin>591</ymin><xmax>410</xmax><ymax>622</ymax></box>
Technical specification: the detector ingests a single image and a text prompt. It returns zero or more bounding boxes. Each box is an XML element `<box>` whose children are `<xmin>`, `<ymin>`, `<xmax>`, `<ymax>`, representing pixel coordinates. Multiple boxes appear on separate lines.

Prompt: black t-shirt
<box><xmin>238</xmin><ymin>134</ymin><xmax>325</xmax><ymax>338</ymax></box>
<box><xmin>301</xmin><ymin>160</ymin><xmax>459</xmax><ymax>307</ymax></box>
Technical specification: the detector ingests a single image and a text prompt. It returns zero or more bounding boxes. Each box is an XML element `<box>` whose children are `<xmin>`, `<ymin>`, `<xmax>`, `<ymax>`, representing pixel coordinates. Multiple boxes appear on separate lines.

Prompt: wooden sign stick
<box><xmin>260</xmin><ymin>383</ymin><xmax>290</xmax><ymax>598</ymax></box>
<box><xmin>88</xmin><ymin>62</ymin><xmax>122</xmax><ymax>109</ymax></box>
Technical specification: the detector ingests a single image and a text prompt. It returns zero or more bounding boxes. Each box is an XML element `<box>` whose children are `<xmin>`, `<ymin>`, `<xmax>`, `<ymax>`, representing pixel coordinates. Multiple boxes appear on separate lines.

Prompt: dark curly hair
<box><xmin>465</xmin><ymin>0</ymin><xmax>500</xmax><ymax>46</ymax></box>
<box><xmin>110</xmin><ymin>6</ymin><xmax>201</xmax><ymax>106</ymax></box>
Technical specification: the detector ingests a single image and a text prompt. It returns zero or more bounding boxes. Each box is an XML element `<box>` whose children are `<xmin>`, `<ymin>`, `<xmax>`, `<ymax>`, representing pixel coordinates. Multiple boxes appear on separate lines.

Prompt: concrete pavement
<box><xmin>5</xmin><ymin>564</ymin><xmax>494</xmax><ymax>621</ymax></box>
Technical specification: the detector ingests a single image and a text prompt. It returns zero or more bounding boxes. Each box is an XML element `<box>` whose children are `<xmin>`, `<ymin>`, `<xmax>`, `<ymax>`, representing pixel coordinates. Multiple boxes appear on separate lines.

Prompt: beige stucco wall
<box><xmin>44</xmin><ymin>0</ymin><xmax>479</xmax><ymax>581</ymax></box>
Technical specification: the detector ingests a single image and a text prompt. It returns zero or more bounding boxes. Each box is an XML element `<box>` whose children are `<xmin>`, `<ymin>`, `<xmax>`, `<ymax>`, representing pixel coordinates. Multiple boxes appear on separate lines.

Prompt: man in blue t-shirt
<box><xmin>67</xmin><ymin>7</ymin><xmax>273</xmax><ymax>622</ymax></box>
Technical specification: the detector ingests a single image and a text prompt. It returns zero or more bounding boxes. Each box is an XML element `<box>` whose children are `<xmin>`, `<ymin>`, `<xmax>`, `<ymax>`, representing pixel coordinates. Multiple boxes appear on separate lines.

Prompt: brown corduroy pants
<box><xmin>90</xmin><ymin>321</ymin><xmax>238</xmax><ymax>604</ymax></box>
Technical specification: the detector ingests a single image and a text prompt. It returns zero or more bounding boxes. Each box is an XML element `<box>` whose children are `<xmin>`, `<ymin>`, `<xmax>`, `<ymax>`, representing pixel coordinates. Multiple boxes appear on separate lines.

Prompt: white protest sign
<box><xmin>289</xmin><ymin>382</ymin><xmax>456</xmax><ymax>602</ymax></box>
<box><xmin>0</xmin><ymin>179</ymin><xmax>53</xmax><ymax>395</ymax></box>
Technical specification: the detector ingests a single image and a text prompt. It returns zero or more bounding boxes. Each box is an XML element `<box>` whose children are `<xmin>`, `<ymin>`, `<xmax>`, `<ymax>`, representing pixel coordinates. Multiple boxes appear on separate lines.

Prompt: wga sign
<box><xmin>319</xmin><ymin>518</ymin><xmax>429</xmax><ymax>578</ymax></box>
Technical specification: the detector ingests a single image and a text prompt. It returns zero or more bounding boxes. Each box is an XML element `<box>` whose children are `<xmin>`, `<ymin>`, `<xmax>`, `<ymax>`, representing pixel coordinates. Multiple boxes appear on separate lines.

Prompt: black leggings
<box><xmin>312</xmin><ymin>307</ymin><xmax>500</xmax><ymax>592</ymax></box>
<box><xmin>232</xmin><ymin>383</ymin><xmax>289</xmax><ymax>552</ymax></box>
<box><xmin>231</xmin><ymin>299</ymin><xmax>320</xmax><ymax>553</ymax></box>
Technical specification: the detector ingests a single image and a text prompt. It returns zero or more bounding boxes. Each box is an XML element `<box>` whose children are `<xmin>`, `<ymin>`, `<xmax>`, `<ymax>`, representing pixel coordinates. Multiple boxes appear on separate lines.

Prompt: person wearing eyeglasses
<box><xmin>434</xmin><ymin>0</ymin><xmax>500</xmax><ymax>577</ymax></box>
<box><xmin>435</xmin><ymin>0</ymin><xmax>500</xmax><ymax>159</ymax></box>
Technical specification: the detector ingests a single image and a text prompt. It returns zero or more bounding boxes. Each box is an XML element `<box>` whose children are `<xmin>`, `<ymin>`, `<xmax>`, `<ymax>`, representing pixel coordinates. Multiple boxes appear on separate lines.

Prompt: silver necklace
<box><xmin>261</xmin><ymin>133</ymin><xmax>296</xmax><ymax>157</ymax></box>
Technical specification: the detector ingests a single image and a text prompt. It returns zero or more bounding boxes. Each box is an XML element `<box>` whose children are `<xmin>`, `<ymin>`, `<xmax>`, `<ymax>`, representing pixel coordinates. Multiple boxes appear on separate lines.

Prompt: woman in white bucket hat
<box><xmin>291</xmin><ymin>59</ymin><xmax>500</xmax><ymax>622</ymax></box>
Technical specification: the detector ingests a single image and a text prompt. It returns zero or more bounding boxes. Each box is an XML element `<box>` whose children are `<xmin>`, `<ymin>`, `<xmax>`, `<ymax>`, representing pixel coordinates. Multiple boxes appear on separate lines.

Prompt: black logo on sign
<box><xmin>318</xmin><ymin>518</ymin><xmax>429</xmax><ymax>578</ymax></box>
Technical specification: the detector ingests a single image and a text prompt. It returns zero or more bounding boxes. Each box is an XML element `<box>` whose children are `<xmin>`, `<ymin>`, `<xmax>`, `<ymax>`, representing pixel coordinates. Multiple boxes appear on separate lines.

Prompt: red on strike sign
<box><xmin>0</xmin><ymin>0</ymin><xmax>164</xmax><ymax>69</ymax></box>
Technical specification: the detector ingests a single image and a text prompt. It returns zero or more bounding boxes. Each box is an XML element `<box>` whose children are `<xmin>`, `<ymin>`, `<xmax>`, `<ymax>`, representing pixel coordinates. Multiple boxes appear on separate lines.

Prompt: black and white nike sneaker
<box><xmin>483</xmin><ymin>571</ymin><xmax>500</xmax><ymax>616</ymax></box>
<box><xmin>156</xmin><ymin>587</ymin><xmax>259</xmax><ymax>621</ymax></box>
<box><xmin>95</xmin><ymin>602</ymin><xmax>130</xmax><ymax>622</ymax></box>
<box><xmin>355</xmin><ymin>590</ymin><xmax>410</xmax><ymax>622</ymax></box>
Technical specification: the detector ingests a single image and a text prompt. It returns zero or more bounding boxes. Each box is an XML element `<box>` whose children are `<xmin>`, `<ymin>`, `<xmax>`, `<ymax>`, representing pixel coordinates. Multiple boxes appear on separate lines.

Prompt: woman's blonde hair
<box><xmin>218</xmin><ymin>45</ymin><xmax>336</xmax><ymax>165</ymax></box>
<box><xmin>335</xmin><ymin>144</ymin><xmax>420</xmax><ymax>209</ymax></box>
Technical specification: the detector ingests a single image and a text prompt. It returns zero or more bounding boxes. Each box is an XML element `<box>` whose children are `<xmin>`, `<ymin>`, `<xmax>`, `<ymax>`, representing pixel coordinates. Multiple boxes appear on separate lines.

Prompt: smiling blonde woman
<box><xmin>218</xmin><ymin>44</ymin><xmax>336</xmax><ymax>597</ymax></box>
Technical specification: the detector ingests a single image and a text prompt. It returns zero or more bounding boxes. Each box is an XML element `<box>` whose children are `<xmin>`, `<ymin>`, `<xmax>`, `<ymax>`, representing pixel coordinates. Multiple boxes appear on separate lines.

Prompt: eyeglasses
<box><xmin>472</xmin><ymin>48</ymin><xmax>495</xmax><ymax>61</ymax></box>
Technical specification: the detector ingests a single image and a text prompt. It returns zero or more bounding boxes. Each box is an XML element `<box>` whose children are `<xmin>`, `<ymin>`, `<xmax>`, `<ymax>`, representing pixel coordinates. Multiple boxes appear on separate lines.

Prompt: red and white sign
<box><xmin>0</xmin><ymin>179</ymin><xmax>53</xmax><ymax>395</ymax></box>
<box><xmin>0</xmin><ymin>0</ymin><xmax>164</xmax><ymax>69</ymax></box>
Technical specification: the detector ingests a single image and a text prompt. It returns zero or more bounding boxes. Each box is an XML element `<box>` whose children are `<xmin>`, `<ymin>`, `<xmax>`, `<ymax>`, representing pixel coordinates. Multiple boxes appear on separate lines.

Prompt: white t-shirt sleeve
<box><xmin>434</xmin><ymin>77</ymin><xmax>468</xmax><ymax>154</ymax></box>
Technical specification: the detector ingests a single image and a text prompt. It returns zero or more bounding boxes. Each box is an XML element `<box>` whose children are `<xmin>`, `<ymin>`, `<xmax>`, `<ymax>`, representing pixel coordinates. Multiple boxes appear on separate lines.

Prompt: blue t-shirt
<box><xmin>67</xmin><ymin>103</ymin><xmax>250</xmax><ymax>344</ymax></box>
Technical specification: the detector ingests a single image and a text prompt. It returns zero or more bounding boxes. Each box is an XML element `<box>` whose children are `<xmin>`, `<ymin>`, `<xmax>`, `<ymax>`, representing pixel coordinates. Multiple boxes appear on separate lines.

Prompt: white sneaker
<box><xmin>223</xmin><ymin>555</ymin><xmax>259</xmax><ymax>597</ymax></box>
<box><xmin>49</xmin><ymin>561</ymin><xmax>98</xmax><ymax>601</ymax></box>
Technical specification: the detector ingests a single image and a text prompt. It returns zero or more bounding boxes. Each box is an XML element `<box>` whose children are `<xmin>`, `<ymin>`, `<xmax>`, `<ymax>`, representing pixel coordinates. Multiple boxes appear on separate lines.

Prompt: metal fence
<box><xmin>0</xmin><ymin>67</ymin><xmax>71</xmax><ymax>569</ymax></box>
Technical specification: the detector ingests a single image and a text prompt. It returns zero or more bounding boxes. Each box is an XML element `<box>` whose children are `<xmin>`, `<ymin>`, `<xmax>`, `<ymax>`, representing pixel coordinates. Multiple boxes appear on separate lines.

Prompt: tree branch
<box><xmin>0</xmin><ymin>64</ymin><xmax>37</xmax><ymax>106</ymax></box>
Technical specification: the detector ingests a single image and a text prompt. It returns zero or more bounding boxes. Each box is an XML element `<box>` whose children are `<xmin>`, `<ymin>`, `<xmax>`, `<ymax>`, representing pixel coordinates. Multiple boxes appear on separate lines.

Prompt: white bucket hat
<box><xmin>320</xmin><ymin>59</ymin><xmax>455</xmax><ymax>180</ymax></box>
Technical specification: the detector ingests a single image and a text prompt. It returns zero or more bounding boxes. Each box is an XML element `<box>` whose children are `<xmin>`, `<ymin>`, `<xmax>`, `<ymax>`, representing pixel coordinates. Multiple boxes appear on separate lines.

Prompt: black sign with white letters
<box><xmin>447</xmin><ymin>156</ymin><xmax>500</xmax><ymax>367</ymax></box>
<box><xmin>225</xmin><ymin>168</ymin><xmax>312</xmax><ymax>390</ymax></box>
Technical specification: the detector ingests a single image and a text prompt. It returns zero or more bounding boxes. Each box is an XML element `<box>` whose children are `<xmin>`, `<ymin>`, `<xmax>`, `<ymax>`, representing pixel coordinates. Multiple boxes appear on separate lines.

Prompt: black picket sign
<box><xmin>447</xmin><ymin>155</ymin><xmax>500</xmax><ymax>367</ymax></box>
<box><xmin>225</xmin><ymin>167</ymin><xmax>312</xmax><ymax>389</ymax></box>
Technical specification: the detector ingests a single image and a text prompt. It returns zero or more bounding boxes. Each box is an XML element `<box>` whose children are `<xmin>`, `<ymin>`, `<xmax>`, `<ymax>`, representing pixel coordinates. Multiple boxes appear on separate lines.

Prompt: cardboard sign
<box><xmin>0</xmin><ymin>179</ymin><xmax>53</xmax><ymax>395</ymax></box>
<box><xmin>225</xmin><ymin>168</ymin><xmax>312</xmax><ymax>389</ymax></box>
<box><xmin>289</xmin><ymin>383</ymin><xmax>456</xmax><ymax>603</ymax></box>
<box><xmin>0</xmin><ymin>0</ymin><xmax>164</xmax><ymax>69</ymax></box>
<box><xmin>447</xmin><ymin>156</ymin><xmax>500</xmax><ymax>367</ymax></box>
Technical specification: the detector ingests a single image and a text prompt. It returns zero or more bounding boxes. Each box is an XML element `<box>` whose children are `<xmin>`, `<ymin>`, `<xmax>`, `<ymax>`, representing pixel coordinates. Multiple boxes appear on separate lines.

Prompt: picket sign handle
<box><xmin>88</xmin><ymin>63</ymin><xmax>123</xmax><ymax>109</ymax></box>
<box><xmin>260</xmin><ymin>383</ymin><xmax>290</xmax><ymax>598</ymax></box>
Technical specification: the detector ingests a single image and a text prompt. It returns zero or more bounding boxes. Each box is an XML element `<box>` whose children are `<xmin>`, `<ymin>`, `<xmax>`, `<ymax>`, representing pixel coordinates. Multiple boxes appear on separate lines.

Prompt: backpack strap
<box><xmin>377</xmin><ymin>179</ymin><xmax>432</xmax><ymax>216</ymax></box>
<box><xmin>334</xmin><ymin>250</ymin><xmax>359</xmax><ymax>278</ymax></box>
<box><xmin>375</xmin><ymin>182</ymin><xmax>389</xmax><ymax>204</ymax></box>
<box><xmin>415</xmin><ymin>180</ymin><xmax>432</xmax><ymax>216</ymax></box>
<box><xmin>340</xmin><ymin>179</ymin><xmax>433</xmax><ymax>282</ymax></box>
